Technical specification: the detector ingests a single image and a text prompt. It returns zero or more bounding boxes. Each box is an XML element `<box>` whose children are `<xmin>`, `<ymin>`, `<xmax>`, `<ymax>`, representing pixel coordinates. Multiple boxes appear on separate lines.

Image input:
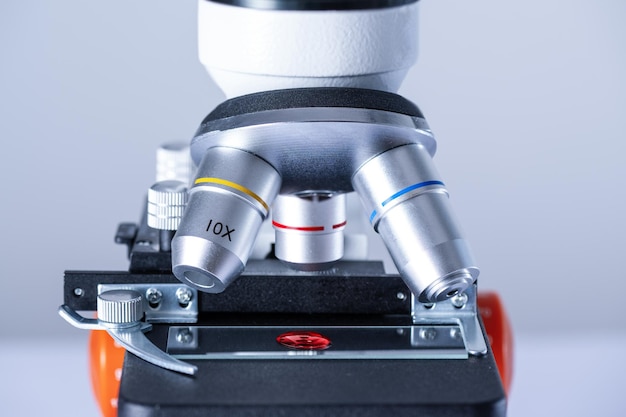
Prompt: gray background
<box><xmin>1</xmin><ymin>0</ymin><xmax>625</xmax><ymax>416</ymax></box>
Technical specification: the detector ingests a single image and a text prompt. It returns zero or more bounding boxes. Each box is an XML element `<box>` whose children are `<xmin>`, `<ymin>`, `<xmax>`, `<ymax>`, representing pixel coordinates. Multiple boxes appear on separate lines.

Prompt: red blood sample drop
<box><xmin>276</xmin><ymin>331</ymin><xmax>332</xmax><ymax>350</ymax></box>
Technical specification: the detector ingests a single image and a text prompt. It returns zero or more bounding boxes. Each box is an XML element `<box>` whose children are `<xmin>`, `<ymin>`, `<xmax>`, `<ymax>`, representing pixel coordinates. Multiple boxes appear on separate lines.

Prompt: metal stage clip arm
<box><xmin>58</xmin><ymin>289</ymin><xmax>197</xmax><ymax>376</ymax></box>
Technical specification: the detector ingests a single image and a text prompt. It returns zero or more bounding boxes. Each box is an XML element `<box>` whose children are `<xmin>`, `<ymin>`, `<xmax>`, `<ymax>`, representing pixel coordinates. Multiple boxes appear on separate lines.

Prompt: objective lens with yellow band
<box><xmin>172</xmin><ymin>147</ymin><xmax>281</xmax><ymax>293</ymax></box>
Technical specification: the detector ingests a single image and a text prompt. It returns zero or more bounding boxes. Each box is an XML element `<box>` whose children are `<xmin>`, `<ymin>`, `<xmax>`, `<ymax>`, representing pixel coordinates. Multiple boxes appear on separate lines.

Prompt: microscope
<box><xmin>60</xmin><ymin>1</ymin><xmax>512</xmax><ymax>416</ymax></box>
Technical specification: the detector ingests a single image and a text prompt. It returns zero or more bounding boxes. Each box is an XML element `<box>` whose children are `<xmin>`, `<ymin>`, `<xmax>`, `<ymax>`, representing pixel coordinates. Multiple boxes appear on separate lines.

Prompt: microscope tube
<box><xmin>171</xmin><ymin>147</ymin><xmax>281</xmax><ymax>293</ymax></box>
<box><xmin>352</xmin><ymin>144</ymin><xmax>479</xmax><ymax>303</ymax></box>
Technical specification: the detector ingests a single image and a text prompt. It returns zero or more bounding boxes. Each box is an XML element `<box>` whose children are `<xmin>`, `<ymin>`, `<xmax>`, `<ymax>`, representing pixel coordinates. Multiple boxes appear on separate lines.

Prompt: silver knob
<box><xmin>156</xmin><ymin>142</ymin><xmax>194</xmax><ymax>184</ymax></box>
<box><xmin>97</xmin><ymin>290</ymin><xmax>143</xmax><ymax>325</ymax></box>
<box><xmin>147</xmin><ymin>180</ymin><xmax>188</xmax><ymax>231</ymax></box>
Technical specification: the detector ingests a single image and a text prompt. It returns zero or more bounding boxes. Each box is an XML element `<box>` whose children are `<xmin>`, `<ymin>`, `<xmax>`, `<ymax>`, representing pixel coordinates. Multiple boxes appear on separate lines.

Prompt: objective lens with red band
<box><xmin>272</xmin><ymin>193</ymin><xmax>347</xmax><ymax>270</ymax></box>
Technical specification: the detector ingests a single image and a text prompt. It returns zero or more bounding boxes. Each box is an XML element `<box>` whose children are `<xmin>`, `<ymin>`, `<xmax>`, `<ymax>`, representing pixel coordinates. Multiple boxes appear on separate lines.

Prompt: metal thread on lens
<box><xmin>171</xmin><ymin>147</ymin><xmax>281</xmax><ymax>293</ymax></box>
<box><xmin>272</xmin><ymin>192</ymin><xmax>347</xmax><ymax>271</ymax></box>
<box><xmin>352</xmin><ymin>144</ymin><xmax>479</xmax><ymax>303</ymax></box>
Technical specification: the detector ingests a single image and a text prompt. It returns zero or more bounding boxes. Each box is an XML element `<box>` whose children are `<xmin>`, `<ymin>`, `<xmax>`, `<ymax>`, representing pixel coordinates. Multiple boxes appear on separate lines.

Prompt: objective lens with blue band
<box><xmin>352</xmin><ymin>144</ymin><xmax>478</xmax><ymax>303</ymax></box>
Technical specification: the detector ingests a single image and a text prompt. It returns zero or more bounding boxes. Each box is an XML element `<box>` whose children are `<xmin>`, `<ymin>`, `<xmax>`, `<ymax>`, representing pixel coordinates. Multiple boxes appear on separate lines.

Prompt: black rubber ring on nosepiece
<box><xmin>201</xmin><ymin>88</ymin><xmax>424</xmax><ymax>126</ymax></box>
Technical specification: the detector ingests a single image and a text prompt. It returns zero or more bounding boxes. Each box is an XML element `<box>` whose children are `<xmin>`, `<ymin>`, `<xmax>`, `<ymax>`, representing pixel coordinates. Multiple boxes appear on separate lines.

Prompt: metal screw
<box><xmin>396</xmin><ymin>292</ymin><xmax>407</xmax><ymax>301</ymax></box>
<box><xmin>73</xmin><ymin>288</ymin><xmax>84</xmax><ymax>297</ymax></box>
<box><xmin>451</xmin><ymin>292</ymin><xmax>468</xmax><ymax>308</ymax></box>
<box><xmin>176</xmin><ymin>328</ymin><xmax>194</xmax><ymax>344</ymax></box>
<box><xmin>419</xmin><ymin>328</ymin><xmax>437</xmax><ymax>341</ymax></box>
<box><xmin>450</xmin><ymin>328</ymin><xmax>463</xmax><ymax>341</ymax></box>
<box><xmin>145</xmin><ymin>288</ymin><xmax>163</xmax><ymax>307</ymax></box>
<box><xmin>176</xmin><ymin>287</ymin><xmax>193</xmax><ymax>307</ymax></box>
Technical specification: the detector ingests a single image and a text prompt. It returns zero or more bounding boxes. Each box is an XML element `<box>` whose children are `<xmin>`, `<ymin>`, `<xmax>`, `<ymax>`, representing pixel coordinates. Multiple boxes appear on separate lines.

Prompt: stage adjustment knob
<box><xmin>147</xmin><ymin>180</ymin><xmax>188</xmax><ymax>231</ymax></box>
<box><xmin>97</xmin><ymin>290</ymin><xmax>143</xmax><ymax>325</ymax></box>
<box><xmin>156</xmin><ymin>142</ymin><xmax>194</xmax><ymax>184</ymax></box>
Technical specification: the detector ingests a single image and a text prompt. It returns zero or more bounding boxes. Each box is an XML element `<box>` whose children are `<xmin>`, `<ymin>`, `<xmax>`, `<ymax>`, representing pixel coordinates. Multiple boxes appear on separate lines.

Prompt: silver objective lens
<box><xmin>171</xmin><ymin>147</ymin><xmax>281</xmax><ymax>293</ymax></box>
<box><xmin>352</xmin><ymin>144</ymin><xmax>478</xmax><ymax>303</ymax></box>
<box><xmin>272</xmin><ymin>192</ymin><xmax>347</xmax><ymax>271</ymax></box>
